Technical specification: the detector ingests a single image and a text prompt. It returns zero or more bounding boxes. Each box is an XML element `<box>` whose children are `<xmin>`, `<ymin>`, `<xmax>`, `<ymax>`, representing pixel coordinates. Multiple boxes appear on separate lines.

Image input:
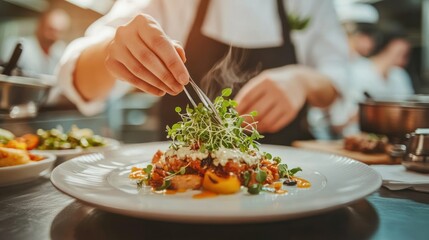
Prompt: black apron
<box><xmin>159</xmin><ymin>0</ymin><xmax>313</xmax><ymax>145</ymax></box>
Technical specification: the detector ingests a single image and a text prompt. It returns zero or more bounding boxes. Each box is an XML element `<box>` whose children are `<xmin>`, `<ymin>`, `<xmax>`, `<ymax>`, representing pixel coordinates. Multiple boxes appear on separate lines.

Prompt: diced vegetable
<box><xmin>36</xmin><ymin>125</ymin><xmax>106</xmax><ymax>150</ymax></box>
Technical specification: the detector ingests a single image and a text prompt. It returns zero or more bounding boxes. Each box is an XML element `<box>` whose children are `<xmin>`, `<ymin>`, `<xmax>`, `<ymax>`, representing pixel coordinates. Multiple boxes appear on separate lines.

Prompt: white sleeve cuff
<box><xmin>56</xmin><ymin>32</ymin><xmax>113</xmax><ymax>116</ymax></box>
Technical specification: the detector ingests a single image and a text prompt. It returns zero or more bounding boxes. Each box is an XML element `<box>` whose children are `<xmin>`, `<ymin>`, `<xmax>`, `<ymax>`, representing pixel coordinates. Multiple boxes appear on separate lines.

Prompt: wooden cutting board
<box><xmin>292</xmin><ymin>140</ymin><xmax>399</xmax><ymax>165</ymax></box>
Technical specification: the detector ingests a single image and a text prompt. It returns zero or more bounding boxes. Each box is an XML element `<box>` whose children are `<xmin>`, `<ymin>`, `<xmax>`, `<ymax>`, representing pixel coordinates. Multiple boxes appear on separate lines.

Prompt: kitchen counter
<box><xmin>0</xmin><ymin>164</ymin><xmax>428</xmax><ymax>240</ymax></box>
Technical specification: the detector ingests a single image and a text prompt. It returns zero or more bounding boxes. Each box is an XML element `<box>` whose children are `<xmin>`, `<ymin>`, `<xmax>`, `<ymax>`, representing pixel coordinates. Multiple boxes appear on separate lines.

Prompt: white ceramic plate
<box><xmin>0</xmin><ymin>151</ymin><xmax>56</xmax><ymax>187</ymax></box>
<box><xmin>37</xmin><ymin>138</ymin><xmax>120</xmax><ymax>157</ymax></box>
<box><xmin>51</xmin><ymin>142</ymin><xmax>381</xmax><ymax>223</ymax></box>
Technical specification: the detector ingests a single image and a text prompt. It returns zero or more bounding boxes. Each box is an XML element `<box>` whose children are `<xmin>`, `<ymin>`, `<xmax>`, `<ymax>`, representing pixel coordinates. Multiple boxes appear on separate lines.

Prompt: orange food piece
<box><xmin>19</xmin><ymin>134</ymin><xmax>40</xmax><ymax>150</ymax></box>
<box><xmin>202</xmin><ymin>171</ymin><xmax>241</xmax><ymax>194</ymax></box>
<box><xmin>6</xmin><ymin>140</ymin><xmax>27</xmax><ymax>150</ymax></box>
<box><xmin>29</xmin><ymin>154</ymin><xmax>44</xmax><ymax>161</ymax></box>
<box><xmin>152</xmin><ymin>150</ymin><xmax>163</xmax><ymax>163</ymax></box>
<box><xmin>0</xmin><ymin>147</ymin><xmax>31</xmax><ymax>167</ymax></box>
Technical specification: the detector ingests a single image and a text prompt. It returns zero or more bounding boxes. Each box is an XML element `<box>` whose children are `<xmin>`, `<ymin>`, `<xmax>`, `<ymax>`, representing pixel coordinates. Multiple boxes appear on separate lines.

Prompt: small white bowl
<box><xmin>0</xmin><ymin>151</ymin><xmax>56</xmax><ymax>187</ymax></box>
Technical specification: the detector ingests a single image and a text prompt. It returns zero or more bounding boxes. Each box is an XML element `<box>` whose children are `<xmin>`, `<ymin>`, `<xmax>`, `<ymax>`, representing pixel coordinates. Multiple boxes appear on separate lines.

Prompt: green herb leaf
<box><xmin>255</xmin><ymin>170</ymin><xmax>267</xmax><ymax>184</ymax></box>
<box><xmin>143</xmin><ymin>164</ymin><xmax>153</xmax><ymax>174</ymax></box>
<box><xmin>273</xmin><ymin>156</ymin><xmax>281</xmax><ymax>164</ymax></box>
<box><xmin>179</xmin><ymin>166</ymin><xmax>186</xmax><ymax>175</ymax></box>
<box><xmin>289</xmin><ymin>167</ymin><xmax>302</xmax><ymax>176</ymax></box>
<box><xmin>249</xmin><ymin>111</ymin><xmax>258</xmax><ymax>117</ymax></box>
<box><xmin>278</xmin><ymin>164</ymin><xmax>301</xmax><ymax>178</ymax></box>
<box><xmin>278</xmin><ymin>164</ymin><xmax>288</xmax><ymax>178</ymax></box>
<box><xmin>288</xmin><ymin>14</ymin><xmax>311</xmax><ymax>31</ymax></box>
<box><xmin>156</xmin><ymin>180</ymin><xmax>171</xmax><ymax>191</ymax></box>
<box><xmin>143</xmin><ymin>164</ymin><xmax>153</xmax><ymax>181</ymax></box>
<box><xmin>221</xmin><ymin>88</ymin><xmax>232</xmax><ymax>97</ymax></box>
<box><xmin>248</xmin><ymin>183</ymin><xmax>262</xmax><ymax>195</ymax></box>
<box><xmin>243</xmin><ymin>171</ymin><xmax>251</xmax><ymax>186</ymax></box>
<box><xmin>175</xmin><ymin>106</ymin><xmax>182</xmax><ymax>113</ymax></box>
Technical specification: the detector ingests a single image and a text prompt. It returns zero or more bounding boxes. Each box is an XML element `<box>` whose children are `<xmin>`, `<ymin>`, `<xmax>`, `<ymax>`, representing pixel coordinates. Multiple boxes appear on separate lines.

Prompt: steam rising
<box><xmin>201</xmin><ymin>48</ymin><xmax>261</xmax><ymax>99</ymax></box>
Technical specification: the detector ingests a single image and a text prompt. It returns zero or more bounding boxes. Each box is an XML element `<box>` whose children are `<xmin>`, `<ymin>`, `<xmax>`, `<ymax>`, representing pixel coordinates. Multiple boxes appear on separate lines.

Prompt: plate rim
<box><xmin>51</xmin><ymin>142</ymin><xmax>382</xmax><ymax>223</ymax></box>
<box><xmin>0</xmin><ymin>151</ymin><xmax>56</xmax><ymax>187</ymax></box>
<box><xmin>0</xmin><ymin>151</ymin><xmax>56</xmax><ymax>171</ymax></box>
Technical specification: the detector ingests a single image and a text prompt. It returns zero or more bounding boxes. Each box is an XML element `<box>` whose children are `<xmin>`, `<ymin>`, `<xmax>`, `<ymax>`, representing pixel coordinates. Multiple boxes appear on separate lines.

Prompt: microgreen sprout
<box><xmin>156</xmin><ymin>180</ymin><xmax>171</xmax><ymax>191</ymax></box>
<box><xmin>136</xmin><ymin>164</ymin><xmax>153</xmax><ymax>190</ymax></box>
<box><xmin>278</xmin><ymin>164</ymin><xmax>302</xmax><ymax>179</ymax></box>
<box><xmin>247</xmin><ymin>167</ymin><xmax>268</xmax><ymax>195</ymax></box>
<box><xmin>166</xmin><ymin>88</ymin><xmax>263</xmax><ymax>153</ymax></box>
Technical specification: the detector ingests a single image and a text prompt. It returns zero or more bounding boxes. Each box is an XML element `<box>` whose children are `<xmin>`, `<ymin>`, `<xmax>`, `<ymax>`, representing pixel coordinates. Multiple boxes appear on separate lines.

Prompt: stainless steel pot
<box><xmin>359</xmin><ymin>95</ymin><xmax>429</xmax><ymax>140</ymax></box>
<box><xmin>400</xmin><ymin>129</ymin><xmax>429</xmax><ymax>173</ymax></box>
<box><xmin>0</xmin><ymin>74</ymin><xmax>51</xmax><ymax>118</ymax></box>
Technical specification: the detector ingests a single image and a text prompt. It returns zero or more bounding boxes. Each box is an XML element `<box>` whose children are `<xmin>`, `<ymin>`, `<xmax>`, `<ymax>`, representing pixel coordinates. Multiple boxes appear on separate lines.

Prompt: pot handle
<box><xmin>389</xmin><ymin>144</ymin><xmax>406</xmax><ymax>159</ymax></box>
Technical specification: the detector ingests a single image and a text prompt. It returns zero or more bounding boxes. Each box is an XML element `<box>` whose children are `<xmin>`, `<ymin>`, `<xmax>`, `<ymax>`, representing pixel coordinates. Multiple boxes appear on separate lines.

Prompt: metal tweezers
<box><xmin>183</xmin><ymin>77</ymin><xmax>223</xmax><ymax>124</ymax></box>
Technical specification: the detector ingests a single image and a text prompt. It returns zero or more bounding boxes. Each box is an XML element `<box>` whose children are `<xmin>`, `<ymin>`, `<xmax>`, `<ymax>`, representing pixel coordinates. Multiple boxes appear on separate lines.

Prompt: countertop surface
<box><xmin>1</xmin><ymin>160</ymin><xmax>429</xmax><ymax>240</ymax></box>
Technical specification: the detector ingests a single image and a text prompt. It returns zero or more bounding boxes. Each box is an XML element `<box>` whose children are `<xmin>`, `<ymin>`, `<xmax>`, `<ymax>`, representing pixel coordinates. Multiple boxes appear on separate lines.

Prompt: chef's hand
<box><xmin>235</xmin><ymin>66</ymin><xmax>308</xmax><ymax>133</ymax></box>
<box><xmin>105</xmin><ymin>14</ymin><xmax>189</xmax><ymax>96</ymax></box>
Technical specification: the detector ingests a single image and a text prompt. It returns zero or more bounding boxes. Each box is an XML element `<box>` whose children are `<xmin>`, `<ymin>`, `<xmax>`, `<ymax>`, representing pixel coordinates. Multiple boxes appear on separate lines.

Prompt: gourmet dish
<box><xmin>0</xmin><ymin>125</ymin><xmax>106</xmax><ymax>167</ymax></box>
<box><xmin>0</xmin><ymin>147</ymin><xmax>44</xmax><ymax>167</ymax></box>
<box><xmin>0</xmin><ymin>125</ymin><xmax>106</xmax><ymax>151</ymax></box>
<box><xmin>0</xmin><ymin>129</ymin><xmax>43</xmax><ymax>167</ymax></box>
<box><xmin>130</xmin><ymin>89</ymin><xmax>308</xmax><ymax>196</ymax></box>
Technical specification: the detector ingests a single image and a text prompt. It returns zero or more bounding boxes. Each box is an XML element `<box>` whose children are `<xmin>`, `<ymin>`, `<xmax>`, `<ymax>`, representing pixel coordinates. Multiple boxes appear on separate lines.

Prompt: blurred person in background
<box><xmin>341</xmin><ymin>6</ymin><xmax>380</xmax><ymax>58</ymax></box>
<box><xmin>366</xmin><ymin>30</ymin><xmax>414</xmax><ymax>96</ymax></box>
<box><xmin>308</xmin><ymin>3</ymin><xmax>379</xmax><ymax>138</ymax></box>
<box><xmin>57</xmin><ymin>0</ymin><xmax>349</xmax><ymax>145</ymax></box>
<box><xmin>339</xmin><ymin>27</ymin><xmax>414</xmax><ymax>136</ymax></box>
<box><xmin>312</xmin><ymin>3</ymin><xmax>414</xmax><ymax>138</ymax></box>
<box><xmin>1</xmin><ymin>8</ymin><xmax>71</xmax><ymax>76</ymax></box>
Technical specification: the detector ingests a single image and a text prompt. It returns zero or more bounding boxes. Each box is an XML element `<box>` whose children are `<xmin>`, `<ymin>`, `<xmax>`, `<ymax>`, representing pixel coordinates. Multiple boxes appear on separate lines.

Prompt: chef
<box><xmin>57</xmin><ymin>0</ymin><xmax>348</xmax><ymax>145</ymax></box>
<box><xmin>1</xmin><ymin>9</ymin><xmax>70</xmax><ymax>76</ymax></box>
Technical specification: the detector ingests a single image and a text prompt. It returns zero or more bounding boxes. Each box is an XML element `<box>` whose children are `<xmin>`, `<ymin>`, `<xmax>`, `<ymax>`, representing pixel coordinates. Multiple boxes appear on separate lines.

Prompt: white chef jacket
<box><xmin>349</xmin><ymin>57</ymin><xmax>414</xmax><ymax>100</ymax></box>
<box><xmin>57</xmin><ymin>0</ymin><xmax>349</xmax><ymax>116</ymax></box>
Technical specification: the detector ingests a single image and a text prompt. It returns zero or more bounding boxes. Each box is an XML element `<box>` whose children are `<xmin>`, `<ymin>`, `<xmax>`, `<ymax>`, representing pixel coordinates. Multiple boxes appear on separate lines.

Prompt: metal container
<box><xmin>401</xmin><ymin>129</ymin><xmax>429</xmax><ymax>173</ymax></box>
<box><xmin>359</xmin><ymin>95</ymin><xmax>429</xmax><ymax>140</ymax></box>
<box><xmin>0</xmin><ymin>74</ymin><xmax>52</xmax><ymax>118</ymax></box>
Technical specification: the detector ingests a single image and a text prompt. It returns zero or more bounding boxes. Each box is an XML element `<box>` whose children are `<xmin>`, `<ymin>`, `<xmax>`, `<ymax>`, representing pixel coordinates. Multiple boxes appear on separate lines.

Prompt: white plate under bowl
<box><xmin>0</xmin><ymin>151</ymin><xmax>56</xmax><ymax>187</ymax></box>
<box><xmin>51</xmin><ymin>142</ymin><xmax>381</xmax><ymax>223</ymax></box>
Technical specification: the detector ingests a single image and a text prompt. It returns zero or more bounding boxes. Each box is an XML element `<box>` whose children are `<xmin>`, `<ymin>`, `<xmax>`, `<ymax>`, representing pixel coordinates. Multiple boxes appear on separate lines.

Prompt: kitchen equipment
<box><xmin>0</xmin><ymin>74</ymin><xmax>51</xmax><ymax>118</ymax></box>
<box><xmin>401</xmin><ymin>129</ymin><xmax>429</xmax><ymax>173</ymax></box>
<box><xmin>359</xmin><ymin>95</ymin><xmax>429</xmax><ymax>141</ymax></box>
<box><xmin>183</xmin><ymin>77</ymin><xmax>223</xmax><ymax>124</ymax></box>
<box><xmin>2</xmin><ymin>42</ymin><xmax>23</xmax><ymax>76</ymax></box>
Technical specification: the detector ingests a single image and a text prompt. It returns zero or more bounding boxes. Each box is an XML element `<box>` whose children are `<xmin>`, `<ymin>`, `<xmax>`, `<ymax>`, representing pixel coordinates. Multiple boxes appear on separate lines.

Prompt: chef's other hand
<box><xmin>105</xmin><ymin>14</ymin><xmax>189</xmax><ymax>96</ymax></box>
<box><xmin>235</xmin><ymin>66</ymin><xmax>308</xmax><ymax>133</ymax></box>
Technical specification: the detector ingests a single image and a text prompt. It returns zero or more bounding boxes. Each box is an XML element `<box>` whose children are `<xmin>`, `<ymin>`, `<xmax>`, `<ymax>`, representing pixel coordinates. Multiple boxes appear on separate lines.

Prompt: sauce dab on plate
<box><xmin>193</xmin><ymin>191</ymin><xmax>218</xmax><ymax>199</ymax></box>
<box><xmin>165</xmin><ymin>189</ymin><xmax>187</xmax><ymax>195</ymax></box>
<box><xmin>265</xmin><ymin>182</ymin><xmax>288</xmax><ymax>194</ymax></box>
<box><xmin>293</xmin><ymin>177</ymin><xmax>311</xmax><ymax>188</ymax></box>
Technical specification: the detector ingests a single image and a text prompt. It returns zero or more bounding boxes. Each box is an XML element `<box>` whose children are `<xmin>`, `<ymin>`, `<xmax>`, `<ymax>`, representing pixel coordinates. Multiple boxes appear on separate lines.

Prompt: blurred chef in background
<box><xmin>309</xmin><ymin>3</ymin><xmax>379</xmax><ymax>138</ymax></box>
<box><xmin>1</xmin><ymin>8</ymin><xmax>70</xmax><ymax>76</ymax></box>
<box><xmin>313</xmin><ymin>3</ymin><xmax>415</xmax><ymax>138</ymax></box>
<box><xmin>57</xmin><ymin>0</ymin><xmax>349</xmax><ymax>145</ymax></box>
<box><xmin>367</xmin><ymin>28</ymin><xmax>414</xmax><ymax>96</ymax></box>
